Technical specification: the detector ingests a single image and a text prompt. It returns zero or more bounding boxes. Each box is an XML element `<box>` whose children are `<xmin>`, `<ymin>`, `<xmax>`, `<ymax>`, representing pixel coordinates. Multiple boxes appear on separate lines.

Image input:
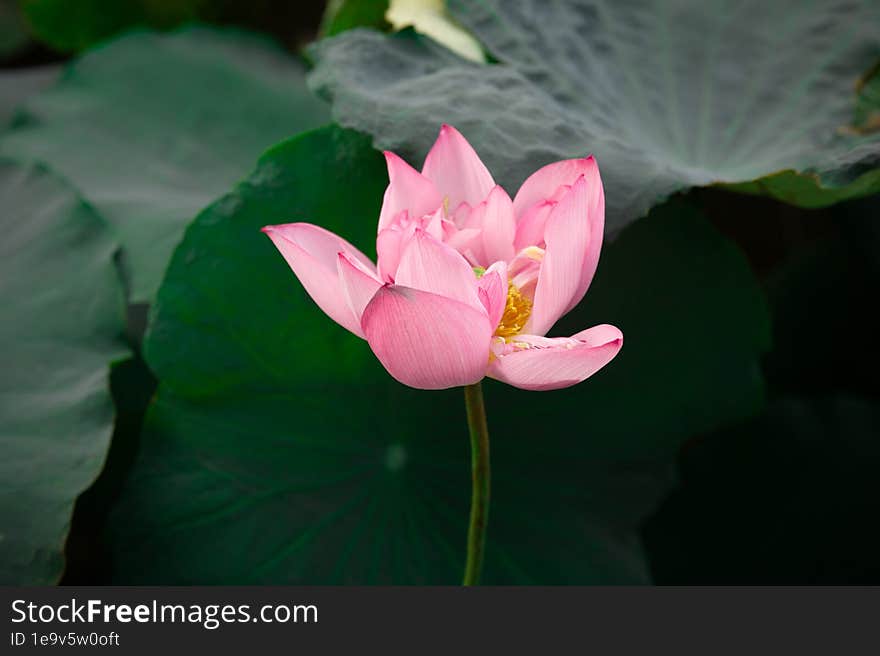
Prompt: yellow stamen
<box><xmin>494</xmin><ymin>281</ymin><xmax>532</xmax><ymax>339</ymax></box>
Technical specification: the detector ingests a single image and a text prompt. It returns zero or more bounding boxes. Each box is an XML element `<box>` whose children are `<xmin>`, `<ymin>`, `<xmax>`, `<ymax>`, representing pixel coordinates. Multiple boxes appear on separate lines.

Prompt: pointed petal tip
<box><xmin>570</xmin><ymin>155</ymin><xmax>597</xmax><ymax>169</ymax></box>
<box><xmin>438</xmin><ymin>124</ymin><xmax>467</xmax><ymax>141</ymax></box>
<box><xmin>578</xmin><ymin>323</ymin><xmax>623</xmax><ymax>346</ymax></box>
<box><xmin>487</xmin><ymin>183</ymin><xmax>511</xmax><ymax>198</ymax></box>
<box><xmin>488</xmin><ymin>325</ymin><xmax>623</xmax><ymax>392</ymax></box>
<box><xmin>261</xmin><ymin>223</ymin><xmax>298</xmax><ymax>235</ymax></box>
<box><xmin>422</xmin><ymin>124</ymin><xmax>494</xmax><ymax>208</ymax></box>
<box><xmin>383</xmin><ymin>150</ymin><xmax>403</xmax><ymax>167</ymax></box>
<box><xmin>261</xmin><ymin>221</ymin><xmax>310</xmax><ymax>233</ymax></box>
<box><xmin>513</xmin><ymin>155</ymin><xmax>602</xmax><ymax>221</ymax></box>
<box><xmin>383</xmin><ymin>150</ymin><xmax>412</xmax><ymax>169</ymax></box>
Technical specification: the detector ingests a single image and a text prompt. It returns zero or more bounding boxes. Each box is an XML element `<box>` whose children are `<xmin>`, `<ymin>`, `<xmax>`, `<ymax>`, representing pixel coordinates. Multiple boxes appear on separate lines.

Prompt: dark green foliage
<box><xmin>0</xmin><ymin>160</ymin><xmax>127</xmax><ymax>584</ymax></box>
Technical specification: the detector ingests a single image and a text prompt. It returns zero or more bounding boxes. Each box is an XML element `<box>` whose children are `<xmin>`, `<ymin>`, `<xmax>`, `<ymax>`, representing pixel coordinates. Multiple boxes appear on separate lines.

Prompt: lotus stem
<box><xmin>462</xmin><ymin>381</ymin><xmax>491</xmax><ymax>586</ymax></box>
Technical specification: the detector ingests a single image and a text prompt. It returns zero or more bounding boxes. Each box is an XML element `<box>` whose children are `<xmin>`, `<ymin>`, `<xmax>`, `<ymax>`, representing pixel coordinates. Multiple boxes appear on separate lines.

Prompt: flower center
<box><xmin>494</xmin><ymin>282</ymin><xmax>532</xmax><ymax>339</ymax></box>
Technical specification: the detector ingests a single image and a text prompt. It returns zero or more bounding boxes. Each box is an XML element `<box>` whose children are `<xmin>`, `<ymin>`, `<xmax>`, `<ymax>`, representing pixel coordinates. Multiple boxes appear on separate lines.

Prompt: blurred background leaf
<box><xmin>0</xmin><ymin>0</ymin><xmax>28</xmax><ymax>57</ymax></box>
<box><xmin>0</xmin><ymin>160</ymin><xmax>127</xmax><ymax>584</ymax></box>
<box><xmin>321</xmin><ymin>0</ymin><xmax>390</xmax><ymax>38</ymax></box>
<box><xmin>20</xmin><ymin>0</ymin><xmax>208</xmax><ymax>52</ymax></box>
<box><xmin>18</xmin><ymin>0</ymin><xmax>326</xmax><ymax>53</ymax></box>
<box><xmin>644</xmin><ymin>396</ymin><xmax>880</xmax><ymax>583</ymax></box>
<box><xmin>719</xmin><ymin>168</ymin><xmax>880</xmax><ymax>209</ymax></box>
<box><xmin>104</xmin><ymin>126</ymin><xmax>769</xmax><ymax>584</ymax></box>
<box><xmin>854</xmin><ymin>66</ymin><xmax>880</xmax><ymax>133</ymax></box>
<box><xmin>384</xmin><ymin>0</ymin><xmax>484</xmax><ymax>62</ymax></box>
<box><xmin>309</xmin><ymin>0</ymin><xmax>880</xmax><ymax>233</ymax></box>
<box><xmin>644</xmin><ymin>194</ymin><xmax>880</xmax><ymax>583</ymax></box>
<box><xmin>1</xmin><ymin>27</ymin><xmax>330</xmax><ymax>305</ymax></box>
<box><xmin>321</xmin><ymin>0</ymin><xmax>485</xmax><ymax>63</ymax></box>
<box><xmin>61</xmin><ymin>356</ymin><xmax>157</xmax><ymax>584</ymax></box>
<box><xmin>761</xmin><ymin>197</ymin><xmax>880</xmax><ymax>397</ymax></box>
<box><xmin>0</xmin><ymin>63</ymin><xmax>56</xmax><ymax>124</ymax></box>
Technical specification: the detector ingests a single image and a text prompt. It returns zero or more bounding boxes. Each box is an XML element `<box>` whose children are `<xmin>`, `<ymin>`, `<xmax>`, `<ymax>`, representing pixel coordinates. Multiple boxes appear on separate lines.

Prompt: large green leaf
<box><xmin>0</xmin><ymin>160</ymin><xmax>127</xmax><ymax>584</ymax></box>
<box><xmin>644</xmin><ymin>194</ymin><xmax>880</xmax><ymax>583</ymax></box>
<box><xmin>1</xmin><ymin>27</ymin><xmax>329</xmax><ymax>303</ymax></box>
<box><xmin>19</xmin><ymin>0</ymin><xmax>208</xmax><ymax>52</ymax></box>
<box><xmin>106</xmin><ymin>125</ymin><xmax>768</xmax><ymax>584</ymax></box>
<box><xmin>309</xmin><ymin>0</ymin><xmax>880</xmax><ymax>233</ymax></box>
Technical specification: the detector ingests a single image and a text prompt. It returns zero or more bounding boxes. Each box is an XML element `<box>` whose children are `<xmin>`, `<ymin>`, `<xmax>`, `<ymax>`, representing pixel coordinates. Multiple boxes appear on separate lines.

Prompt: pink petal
<box><xmin>376</xmin><ymin>209</ymin><xmax>418</xmax><ymax>282</ymax></box>
<box><xmin>379</xmin><ymin>152</ymin><xmax>443</xmax><ymax>232</ymax></box>
<box><xmin>423</xmin><ymin>206</ymin><xmax>445</xmax><ymax>241</ymax></box>
<box><xmin>477</xmin><ymin>261</ymin><xmax>508</xmax><ymax>330</ymax></box>
<box><xmin>444</xmin><ymin>226</ymin><xmax>481</xmax><ymax>252</ymax></box>
<box><xmin>562</xmin><ymin>171</ymin><xmax>604</xmax><ymax>317</ymax></box>
<box><xmin>468</xmin><ymin>185</ymin><xmax>515</xmax><ymax>266</ymax></box>
<box><xmin>362</xmin><ymin>285</ymin><xmax>492</xmax><ymax>390</ymax></box>
<box><xmin>337</xmin><ymin>252</ymin><xmax>383</xmax><ymax>336</ymax></box>
<box><xmin>488</xmin><ymin>325</ymin><xmax>623</xmax><ymax>391</ymax></box>
<box><xmin>508</xmin><ymin>248</ymin><xmax>542</xmax><ymax>299</ymax></box>
<box><xmin>444</xmin><ymin>226</ymin><xmax>483</xmax><ymax>267</ymax></box>
<box><xmin>421</xmin><ymin>124</ymin><xmax>495</xmax><ymax>210</ymax></box>
<box><xmin>526</xmin><ymin>173</ymin><xmax>604</xmax><ymax>336</ymax></box>
<box><xmin>394</xmin><ymin>227</ymin><xmax>483</xmax><ymax>310</ymax></box>
<box><xmin>512</xmin><ymin>156</ymin><xmax>599</xmax><ymax>220</ymax></box>
<box><xmin>514</xmin><ymin>200</ymin><xmax>554</xmax><ymax>251</ymax></box>
<box><xmin>262</xmin><ymin>223</ymin><xmax>376</xmax><ymax>337</ymax></box>
<box><xmin>451</xmin><ymin>201</ymin><xmax>475</xmax><ymax>228</ymax></box>
<box><xmin>376</xmin><ymin>225</ymin><xmax>404</xmax><ymax>283</ymax></box>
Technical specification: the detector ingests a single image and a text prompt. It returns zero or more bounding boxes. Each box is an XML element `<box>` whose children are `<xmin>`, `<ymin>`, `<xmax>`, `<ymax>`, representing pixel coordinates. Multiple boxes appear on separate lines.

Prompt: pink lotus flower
<box><xmin>263</xmin><ymin>125</ymin><xmax>622</xmax><ymax>391</ymax></box>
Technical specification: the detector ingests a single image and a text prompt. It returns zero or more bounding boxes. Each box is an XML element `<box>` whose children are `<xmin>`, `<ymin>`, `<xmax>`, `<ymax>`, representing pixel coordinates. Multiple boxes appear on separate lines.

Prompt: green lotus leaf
<box><xmin>19</xmin><ymin>0</ymin><xmax>207</xmax><ymax>52</ymax></box>
<box><xmin>309</xmin><ymin>0</ymin><xmax>880</xmax><ymax>233</ymax></box>
<box><xmin>1</xmin><ymin>27</ymin><xmax>329</xmax><ymax>303</ymax></box>
<box><xmin>0</xmin><ymin>160</ymin><xmax>127</xmax><ymax>584</ymax></box>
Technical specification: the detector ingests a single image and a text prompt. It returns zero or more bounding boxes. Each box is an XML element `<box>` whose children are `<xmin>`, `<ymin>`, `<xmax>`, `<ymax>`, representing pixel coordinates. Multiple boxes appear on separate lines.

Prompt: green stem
<box><xmin>462</xmin><ymin>381</ymin><xmax>491</xmax><ymax>586</ymax></box>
